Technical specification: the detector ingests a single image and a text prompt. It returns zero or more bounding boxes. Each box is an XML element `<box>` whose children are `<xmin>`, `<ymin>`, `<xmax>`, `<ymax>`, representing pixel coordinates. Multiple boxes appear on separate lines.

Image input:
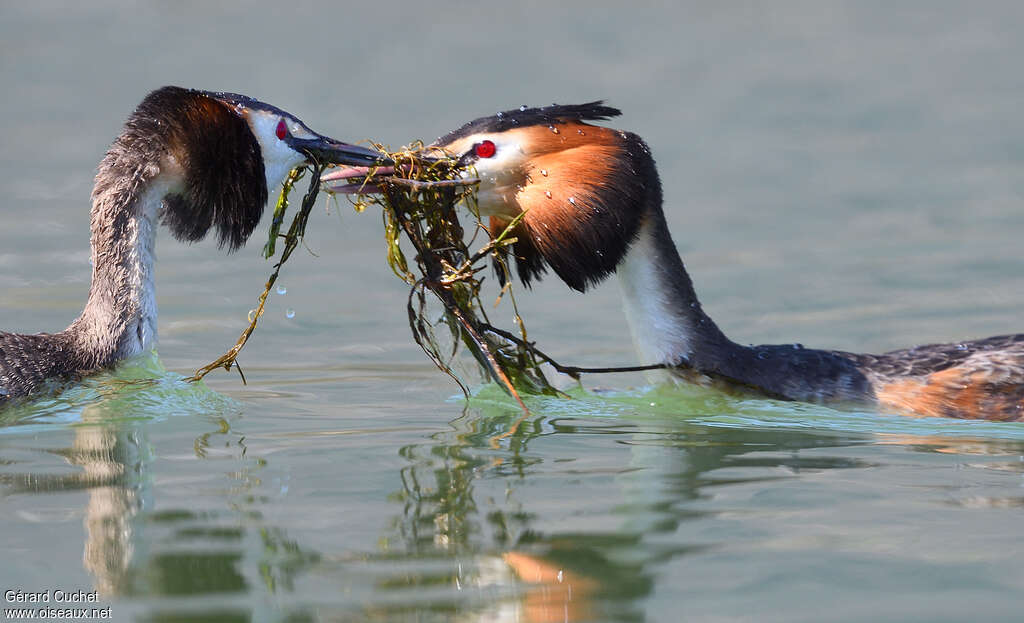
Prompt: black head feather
<box><xmin>437</xmin><ymin>101</ymin><xmax>622</xmax><ymax>145</ymax></box>
<box><xmin>103</xmin><ymin>86</ymin><xmax>268</xmax><ymax>251</ymax></box>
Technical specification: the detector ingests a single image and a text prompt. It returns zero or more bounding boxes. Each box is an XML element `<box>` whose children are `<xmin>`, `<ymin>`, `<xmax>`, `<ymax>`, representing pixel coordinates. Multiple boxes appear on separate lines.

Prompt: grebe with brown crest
<box><xmin>324</xmin><ymin>102</ymin><xmax>1024</xmax><ymax>421</ymax></box>
<box><xmin>0</xmin><ymin>86</ymin><xmax>388</xmax><ymax>404</ymax></box>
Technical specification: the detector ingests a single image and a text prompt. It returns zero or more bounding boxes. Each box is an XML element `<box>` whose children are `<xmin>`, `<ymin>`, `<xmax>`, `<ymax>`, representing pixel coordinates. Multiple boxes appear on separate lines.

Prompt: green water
<box><xmin>4</xmin><ymin>3</ymin><xmax>1024</xmax><ymax>622</ymax></box>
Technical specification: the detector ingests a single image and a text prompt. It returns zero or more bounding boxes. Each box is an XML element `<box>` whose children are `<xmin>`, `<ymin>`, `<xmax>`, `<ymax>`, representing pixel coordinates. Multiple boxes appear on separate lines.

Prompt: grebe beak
<box><xmin>320</xmin><ymin>149</ymin><xmax>452</xmax><ymax>194</ymax></box>
<box><xmin>284</xmin><ymin>134</ymin><xmax>392</xmax><ymax>168</ymax></box>
<box><xmin>319</xmin><ymin>164</ymin><xmax>396</xmax><ymax>194</ymax></box>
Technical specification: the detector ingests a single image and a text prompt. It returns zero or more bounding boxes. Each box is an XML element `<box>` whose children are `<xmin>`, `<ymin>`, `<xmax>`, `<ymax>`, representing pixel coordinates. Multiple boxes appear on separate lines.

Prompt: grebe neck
<box><xmin>617</xmin><ymin>210</ymin><xmax>733</xmax><ymax>371</ymax></box>
<box><xmin>616</xmin><ymin>209</ymin><xmax>871</xmax><ymax>401</ymax></box>
<box><xmin>65</xmin><ymin>157</ymin><xmax>183</xmax><ymax>368</ymax></box>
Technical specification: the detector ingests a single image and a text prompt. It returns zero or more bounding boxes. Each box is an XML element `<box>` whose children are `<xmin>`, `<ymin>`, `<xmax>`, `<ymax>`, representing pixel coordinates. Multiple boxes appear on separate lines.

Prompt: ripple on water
<box><xmin>466</xmin><ymin>380</ymin><xmax>1024</xmax><ymax>443</ymax></box>
<box><xmin>0</xmin><ymin>350</ymin><xmax>240</xmax><ymax>434</ymax></box>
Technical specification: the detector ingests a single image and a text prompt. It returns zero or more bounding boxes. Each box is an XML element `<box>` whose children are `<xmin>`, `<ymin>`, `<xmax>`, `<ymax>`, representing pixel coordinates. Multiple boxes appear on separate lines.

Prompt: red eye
<box><xmin>275</xmin><ymin>119</ymin><xmax>287</xmax><ymax>140</ymax></box>
<box><xmin>474</xmin><ymin>139</ymin><xmax>496</xmax><ymax>158</ymax></box>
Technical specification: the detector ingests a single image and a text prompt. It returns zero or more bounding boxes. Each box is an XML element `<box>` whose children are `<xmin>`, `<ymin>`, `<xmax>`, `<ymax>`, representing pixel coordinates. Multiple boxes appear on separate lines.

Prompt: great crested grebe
<box><xmin>324</xmin><ymin>102</ymin><xmax>1024</xmax><ymax>421</ymax></box>
<box><xmin>0</xmin><ymin>86</ymin><xmax>387</xmax><ymax>404</ymax></box>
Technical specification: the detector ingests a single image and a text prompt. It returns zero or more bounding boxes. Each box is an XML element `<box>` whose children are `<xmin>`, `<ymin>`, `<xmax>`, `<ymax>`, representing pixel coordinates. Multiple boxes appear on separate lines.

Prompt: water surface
<box><xmin>3</xmin><ymin>3</ymin><xmax>1024</xmax><ymax>621</ymax></box>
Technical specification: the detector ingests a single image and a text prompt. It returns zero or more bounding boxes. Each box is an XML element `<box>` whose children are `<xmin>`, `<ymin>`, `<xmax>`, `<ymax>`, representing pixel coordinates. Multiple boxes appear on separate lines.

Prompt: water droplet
<box><xmin>285</xmin><ymin>308</ymin><xmax>295</xmax><ymax>319</ymax></box>
<box><xmin>689</xmin><ymin>302</ymin><xmax>698</xmax><ymax>308</ymax></box>
<box><xmin>792</xmin><ymin>343</ymin><xmax>804</xmax><ymax>350</ymax></box>
<box><xmin>757</xmin><ymin>351</ymin><xmax>769</xmax><ymax>360</ymax></box>
<box><xmin>545</xmin><ymin>190</ymin><xmax>552</xmax><ymax>198</ymax></box>
<box><xmin>956</xmin><ymin>343</ymin><xmax>968</xmax><ymax>351</ymax></box>
<box><xmin>247</xmin><ymin>309</ymin><xmax>258</xmax><ymax>323</ymax></box>
<box><xmin>519</xmin><ymin>105</ymin><xmax>527</xmax><ymax>111</ymax></box>
<box><xmin>496</xmin><ymin>111</ymin><xmax>503</xmax><ymax>118</ymax></box>
<box><xmin>577</xmin><ymin>129</ymin><xmax>585</xmax><ymax>135</ymax></box>
<box><xmin>276</xmin><ymin>284</ymin><xmax>287</xmax><ymax>295</ymax></box>
<box><xmin>549</xmin><ymin>125</ymin><xmax>560</xmax><ymax>134</ymax></box>
<box><xmin>540</xmin><ymin>169</ymin><xmax>548</xmax><ymax>176</ymax></box>
<box><xmin>557</xmin><ymin>570</ymin><xmax>564</xmax><ymax>583</ymax></box>
<box><xmin>568</xmin><ymin>196</ymin><xmax>576</xmax><ymax>205</ymax></box>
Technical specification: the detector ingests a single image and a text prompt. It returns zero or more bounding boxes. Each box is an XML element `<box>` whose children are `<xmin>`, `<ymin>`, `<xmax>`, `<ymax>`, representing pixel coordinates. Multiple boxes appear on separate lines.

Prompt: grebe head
<box><xmin>323</xmin><ymin>102</ymin><xmax>659</xmax><ymax>291</ymax></box>
<box><xmin>111</xmin><ymin>86</ymin><xmax>387</xmax><ymax>250</ymax></box>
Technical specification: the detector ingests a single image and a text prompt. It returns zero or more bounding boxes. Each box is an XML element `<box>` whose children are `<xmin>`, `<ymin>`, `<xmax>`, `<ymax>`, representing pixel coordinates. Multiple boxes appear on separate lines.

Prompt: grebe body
<box><xmin>326</xmin><ymin>103</ymin><xmax>1024</xmax><ymax>421</ymax></box>
<box><xmin>0</xmin><ymin>86</ymin><xmax>385</xmax><ymax>404</ymax></box>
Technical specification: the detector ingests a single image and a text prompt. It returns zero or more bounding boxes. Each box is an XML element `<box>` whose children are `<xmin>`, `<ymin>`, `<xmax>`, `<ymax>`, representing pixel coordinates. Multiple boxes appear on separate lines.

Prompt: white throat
<box><xmin>616</xmin><ymin>218</ymin><xmax>698</xmax><ymax>368</ymax></box>
<box><xmin>120</xmin><ymin>181</ymin><xmax>165</xmax><ymax>356</ymax></box>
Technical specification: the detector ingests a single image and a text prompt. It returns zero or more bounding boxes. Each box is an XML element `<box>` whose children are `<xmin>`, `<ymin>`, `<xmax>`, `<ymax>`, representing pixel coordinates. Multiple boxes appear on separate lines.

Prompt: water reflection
<box><xmin>76</xmin><ymin>414</ymin><xmax>147</xmax><ymax>596</ymax></box>
<box><xmin>877</xmin><ymin>433</ymin><xmax>1024</xmax><ymax>509</ymax></box>
<box><xmin>6</xmin><ymin>378</ymin><xmax>1024</xmax><ymax>621</ymax></box>
<box><xmin>370</xmin><ymin>402</ymin><xmax>876</xmax><ymax>622</ymax></box>
<box><xmin>0</xmin><ymin>403</ymin><xmax>151</xmax><ymax>595</ymax></box>
<box><xmin>0</xmin><ymin>382</ymin><xmax>316</xmax><ymax>622</ymax></box>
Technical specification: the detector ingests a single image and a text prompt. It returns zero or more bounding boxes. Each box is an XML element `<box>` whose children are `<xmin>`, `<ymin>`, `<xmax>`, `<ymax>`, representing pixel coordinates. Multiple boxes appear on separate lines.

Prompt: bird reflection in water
<box><xmin>73</xmin><ymin>413</ymin><xmax>148</xmax><ymax>596</ymax></box>
<box><xmin>0</xmin><ymin>400</ymin><xmax>151</xmax><ymax>596</ymax></box>
<box><xmin>0</xmin><ymin>382</ymin><xmax>314</xmax><ymax>616</ymax></box>
<box><xmin>376</xmin><ymin>403</ymin><xmax>876</xmax><ymax>622</ymax></box>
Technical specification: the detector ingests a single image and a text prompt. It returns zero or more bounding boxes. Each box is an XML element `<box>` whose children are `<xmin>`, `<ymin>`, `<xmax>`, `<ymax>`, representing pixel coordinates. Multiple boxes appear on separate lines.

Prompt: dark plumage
<box><xmin>142</xmin><ymin>86</ymin><xmax>267</xmax><ymax>250</ymax></box>
<box><xmin>0</xmin><ymin>332</ymin><xmax>86</xmax><ymax>401</ymax></box>
<box><xmin>437</xmin><ymin>101</ymin><xmax>622</xmax><ymax>145</ymax></box>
